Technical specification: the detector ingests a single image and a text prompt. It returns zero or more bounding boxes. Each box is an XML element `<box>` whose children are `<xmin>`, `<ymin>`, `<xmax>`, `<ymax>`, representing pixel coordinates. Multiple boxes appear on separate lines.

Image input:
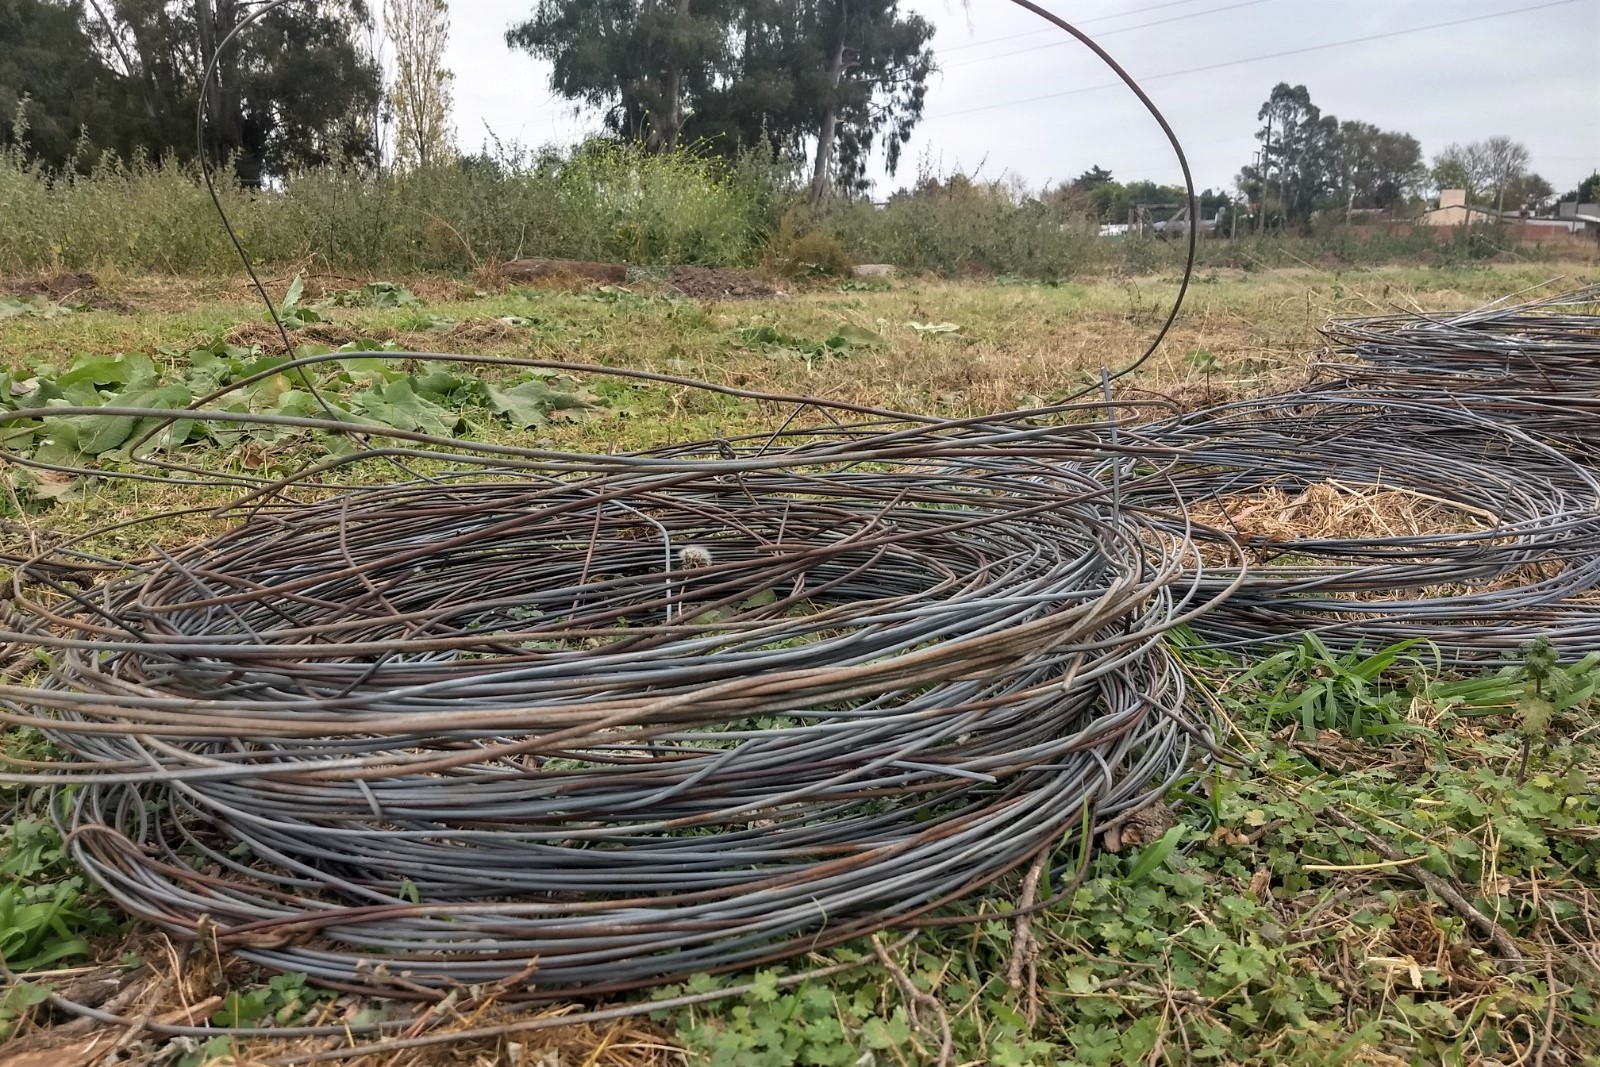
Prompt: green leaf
<box><xmin>748</xmin><ymin>969</ymin><xmax>779</xmax><ymax>1003</ymax></box>
<box><xmin>825</xmin><ymin>324</ymin><xmax>885</xmax><ymax>350</ymax></box>
<box><xmin>121</xmin><ymin>383</ymin><xmax>197</xmax><ymax>453</ymax></box>
<box><xmin>740</xmin><ymin>588</ymin><xmax>779</xmax><ymax>611</ymax></box>
<box><xmin>242</xmin><ymin>374</ymin><xmax>295</xmax><ymax>409</ymax></box>
<box><xmin>283</xmin><ymin>274</ymin><xmax>305</xmax><ymax>314</ymax></box>
<box><xmin>273</xmin><ymin>389</ymin><xmax>344</xmax><ymax>420</ymax></box>
<box><xmin>354</xmin><ymin>378</ymin><xmax>462</xmax><ymax>436</ymax></box>
<box><xmin>329</xmin><ymin>281</ymin><xmax>419</xmax><ymax>307</ymax></box>
<box><xmin>412</xmin><ymin>365</ymin><xmax>478</xmax><ymax>403</ymax></box>
<box><xmin>2</xmin><ymin>982</ymin><xmax>50</xmax><ymax>1011</ymax></box>
<box><xmin>340</xmin><ymin>355</ymin><xmax>406</xmax><ymax>384</ymax></box>
<box><xmin>1124</xmin><ymin>823</ymin><xmax>1186</xmax><ymax>884</ymax></box>
<box><xmin>487</xmin><ymin>379</ymin><xmax>592</xmax><ymax>429</ymax></box>
<box><xmin>1519</xmin><ymin>693</ymin><xmax>1555</xmax><ymax>739</ymax></box>
<box><xmin>338</xmin><ymin>339</ymin><xmax>401</xmax><ymax>355</ymax></box>
<box><xmin>55</xmin><ymin>352</ymin><xmax>157</xmax><ymax>388</ymax></box>
<box><xmin>213</xmin><ymin>988</ymin><xmax>272</xmax><ymax>1027</ymax></box>
<box><xmin>59</xmin><ymin>412</ymin><xmax>136</xmax><ymax>455</ymax></box>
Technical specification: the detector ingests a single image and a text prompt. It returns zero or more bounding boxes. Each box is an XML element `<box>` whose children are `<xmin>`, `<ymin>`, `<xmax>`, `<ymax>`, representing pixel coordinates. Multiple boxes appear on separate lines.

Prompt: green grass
<box><xmin>4</xmin><ymin>143</ymin><xmax>1589</xmax><ymax>280</ymax></box>
<box><xmin>3</xmin><ymin>265</ymin><xmax>1600</xmax><ymax>1065</ymax></box>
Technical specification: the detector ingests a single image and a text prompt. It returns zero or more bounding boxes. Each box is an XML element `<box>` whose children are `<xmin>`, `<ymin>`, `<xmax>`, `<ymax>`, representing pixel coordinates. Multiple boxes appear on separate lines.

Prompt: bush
<box><xmin>762</xmin><ymin>209</ymin><xmax>856</xmax><ymax>278</ymax></box>
<box><xmin>820</xmin><ymin>176</ymin><xmax>1105</xmax><ymax>279</ymax></box>
<box><xmin>0</xmin><ymin>142</ymin><xmax>775</xmax><ymax>274</ymax></box>
<box><xmin>3</xmin><ymin>141</ymin><xmax>1580</xmax><ymax>279</ymax></box>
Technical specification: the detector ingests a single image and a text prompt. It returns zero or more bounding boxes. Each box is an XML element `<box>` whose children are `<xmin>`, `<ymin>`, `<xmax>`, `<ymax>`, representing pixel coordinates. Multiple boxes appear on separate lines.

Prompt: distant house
<box><xmin>1557</xmin><ymin>200</ymin><xmax>1600</xmax><ymax>233</ymax></box>
<box><xmin>1420</xmin><ymin>189</ymin><xmax>1501</xmax><ymax>226</ymax></box>
<box><xmin>1422</xmin><ymin>189</ymin><xmax>1597</xmax><ymax>236</ymax></box>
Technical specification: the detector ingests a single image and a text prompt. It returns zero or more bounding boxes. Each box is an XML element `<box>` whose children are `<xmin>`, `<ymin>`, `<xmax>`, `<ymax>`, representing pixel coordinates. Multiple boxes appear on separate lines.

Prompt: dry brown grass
<box><xmin>1188</xmin><ymin>481</ymin><xmax>1496</xmax><ymax>553</ymax></box>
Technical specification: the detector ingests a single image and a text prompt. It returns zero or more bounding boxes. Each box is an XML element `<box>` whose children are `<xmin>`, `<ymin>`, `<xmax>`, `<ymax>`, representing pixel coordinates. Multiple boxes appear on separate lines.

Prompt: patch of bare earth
<box><xmin>438</xmin><ymin>319</ymin><xmax>526</xmax><ymax>348</ymax></box>
<box><xmin>665</xmin><ymin>266</ymin><xmax>782</xmax><ymax>301</ymax></box>
<box><xmin>223</xmin><ymin>322</ymin><xmax>384</xmax><ymax>350</ymax></box>
<box><xmin>2</xmin><ymin>270</ymin><xmax>131</xmax><ymax>312</ymax></box>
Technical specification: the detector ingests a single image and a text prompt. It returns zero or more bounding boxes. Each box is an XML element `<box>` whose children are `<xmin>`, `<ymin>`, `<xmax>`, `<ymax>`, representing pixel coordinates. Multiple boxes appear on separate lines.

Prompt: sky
<box><xmin>444</xmin><ymin>0</ymin><xmax>1600</xmax><ymax>199</ymax></box>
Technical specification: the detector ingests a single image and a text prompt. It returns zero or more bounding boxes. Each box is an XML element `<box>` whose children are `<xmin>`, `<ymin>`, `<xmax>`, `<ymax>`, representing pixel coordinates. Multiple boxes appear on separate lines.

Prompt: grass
<box><xmin>5</xmin><ymin>143</ymin><xmax>1588</xmax><ymax>280</ymax></box>
<box><xmin>3</xmin><ymin>261</ymin><xmax>1600</xmax><ymax>1066</ymax></box>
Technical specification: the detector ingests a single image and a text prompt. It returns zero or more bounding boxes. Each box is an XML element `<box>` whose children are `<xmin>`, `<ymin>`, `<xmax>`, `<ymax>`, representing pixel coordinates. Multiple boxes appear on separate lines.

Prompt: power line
<box><xmin>926</xmin><ymin>0</ymin><xmax>1582</xmax><ymax>122</ymax></box>
<box><xmin>939</xmin><ymin>0</ymin><xmax>1218</xmax><ymax>53</ymax></box>
<box><xmin>945</xmin><ymin>0</ymin><xmax>1274</xmax><ymax>69</ymax></box>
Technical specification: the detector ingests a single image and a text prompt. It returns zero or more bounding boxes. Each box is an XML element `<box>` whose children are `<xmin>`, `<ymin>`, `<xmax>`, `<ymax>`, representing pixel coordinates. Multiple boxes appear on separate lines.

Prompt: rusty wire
<box><xmin>3</xmin><ymin>0</ymin><xmax>1600</xmax><ymax>1050</ymax></box>
<box><xmin>0</xmin><ymin>403</ymin><xmax>1236</xmax><ymax>996</ymax></box>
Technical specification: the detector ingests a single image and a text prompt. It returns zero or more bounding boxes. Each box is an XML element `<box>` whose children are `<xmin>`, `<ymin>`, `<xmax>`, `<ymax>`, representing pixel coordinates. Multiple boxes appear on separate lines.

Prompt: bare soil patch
<box><xmin>665</xmin><ymin>266</ymin><xmax>782</xmax><ymax>301</ymax></box>
<box><xmin>2</xmin><ymin>270</ymin><xmax>130</xmax><ymax>312</ymax></box>
<box><xmin>440</xmin><ymin>318</ymin><xmax>526</xmax><ymax>348</ymax></box>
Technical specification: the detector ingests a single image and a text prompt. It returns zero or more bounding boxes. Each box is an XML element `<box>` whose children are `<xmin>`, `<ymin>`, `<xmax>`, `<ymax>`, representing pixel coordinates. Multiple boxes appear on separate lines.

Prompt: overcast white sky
<box><xmin>444</xmin><ymin>0</ymin><xmax>1600</xmax><ymax>197</ymax></box>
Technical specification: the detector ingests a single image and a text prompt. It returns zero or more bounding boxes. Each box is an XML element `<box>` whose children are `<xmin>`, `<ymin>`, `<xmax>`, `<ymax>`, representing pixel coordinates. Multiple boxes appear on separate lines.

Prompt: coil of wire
<box><xmin>1124</xmin><ymin>387</ymin><xmax>1600</xmax><ymax>660</ymax></box>
<box><xmin>1321</xmin><ymin>285</ymin><xmax>1600</xmax><ymax>391</ymax></box>
<box><xmin>0</xmin><ymin>415</ymin><xmax>1229</xmax><ymax>998</ymax></box>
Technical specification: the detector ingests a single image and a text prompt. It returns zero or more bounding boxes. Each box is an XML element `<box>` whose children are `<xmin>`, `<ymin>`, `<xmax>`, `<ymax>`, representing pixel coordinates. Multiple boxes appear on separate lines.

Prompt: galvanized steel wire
<box><xmin>1128</xmin><ymin>384</ymin><xmax>1600</xmax><ymax>659</ymax></box>
<box><xmin>1</xmin><ymin>0</ymin><xmax>1598</xmax><ymax>1036</ymax></box>
<box><xmin>9</xmin><ymin>283</ymin><xmax>1600</xmax><ymax>1001</ymax></box>
<box><xmin>0</xmin><ymin>394</ymin><xmax>1237</xmax><ymax>996</ymax></box>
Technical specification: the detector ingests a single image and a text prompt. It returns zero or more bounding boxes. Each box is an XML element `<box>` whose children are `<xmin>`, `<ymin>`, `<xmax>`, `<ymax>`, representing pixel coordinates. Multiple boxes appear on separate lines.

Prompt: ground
<box><xmin>3</xmin><ymin>261</ymin><xmax>1600</xmax><ymax>1067</ymax></box>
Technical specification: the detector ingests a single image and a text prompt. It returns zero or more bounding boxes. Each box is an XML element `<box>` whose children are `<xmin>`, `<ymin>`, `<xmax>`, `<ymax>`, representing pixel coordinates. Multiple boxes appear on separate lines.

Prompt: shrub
<box><xmin>762</xmin><ymin>209</ymin><xmax>856</xmax><ymax>278</ymax></box>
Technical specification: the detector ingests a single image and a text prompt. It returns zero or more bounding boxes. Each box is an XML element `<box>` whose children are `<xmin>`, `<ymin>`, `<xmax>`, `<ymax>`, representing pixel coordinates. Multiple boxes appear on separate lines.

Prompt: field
<box><xmin>4</xmin><ymin>259</ymin><xmax>1600</xmax><ymax>1067</ymax></box>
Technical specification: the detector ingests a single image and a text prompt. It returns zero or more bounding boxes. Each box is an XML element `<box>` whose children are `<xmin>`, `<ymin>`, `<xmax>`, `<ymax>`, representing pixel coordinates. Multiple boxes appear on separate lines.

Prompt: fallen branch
<box><xmin>1325</xmin><ymin>809</ymin><xmax>1522</xmax><ymax>964</ymax></box>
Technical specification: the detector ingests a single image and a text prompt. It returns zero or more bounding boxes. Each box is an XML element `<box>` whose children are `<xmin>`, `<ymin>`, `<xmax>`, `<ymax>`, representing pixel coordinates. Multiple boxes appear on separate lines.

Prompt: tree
<box><xmin>508</xmin><ymin>0</ymin><xmax>931</xmax><ymax>199</ymax></box>
<box><xmin>1430</xmin><ymin>145</ymin><xmax>1479</xmax><ymax>198</ymax></box>
<box><xmin>1502</xmin><ymin>172</ymin><xmax>1553</xmax><ymax>214</ymax></box>
<box><xmin>1477</xmin><ymin>135</ymin><xmax>1530</xmax><ymax>213</ymax></box>
<box><xmin>91</xmin><ymin>0</ymin><xmax>383</xmax><ymax>183</ymax></box>
<box><xmin>1337</xmin><ymin>121</ymin><xmax>1424</xmax><ymax>212</ymax></box>
<box><xmin>1431</xmin><ymin>137</ymin><xmax>1531</xmax><ymax>211</ymax></box>
<box><xmin>1248</xmin><ymin>83</ymin><xmax>1341</xmax><ymax>230</ymax></box>
<box><xmin>0</xmin><ymin>0</ymin><xmax>146</xmax><ymax>169</ymax></box>
<box><xmin>506</xmin><ymin>0</ymin><xmax>730</xmax><ymax>152</ymax></box>
<box><xmin>384</xmin><ymin>0</ymin><xmax>453</xmax><ymax>168</ymax></box>
<box><xmin>1070</xmin><ymin>165</ymin><xmax>1113</xmax><ymax>191</ymax></box>
<box><xmin>803</xmin><ymin>0</ymin><xmax>933</xmax><ymax>204</ymax></box>
<box><xmin>1556</xmin><ymin>171</ymin><xmax>1600</xmax><ymax>206</ymax></box>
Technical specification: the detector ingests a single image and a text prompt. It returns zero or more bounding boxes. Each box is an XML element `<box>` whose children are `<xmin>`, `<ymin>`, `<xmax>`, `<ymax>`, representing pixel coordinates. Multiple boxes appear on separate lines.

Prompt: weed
<box><xmin>1</xmin><ymin>338</ymin><xmax>607</xmax><ymax>496</ymax></box>
<box><xmin>1213</xmin><ymin>634</ymin><xmax>1429</xmax><ymax>740</ymax></box>
<box><xmin>213</xmin><ymin>972</ymin><xmax>334</xmax><ymax>1027</ymax></box>
<box><xmin>734</xmin><ymin>322</ymin><xmax>884</xmax><ymax>367</ymax></box>
<box><xmin>0</xmin><ymin>981</ymin><xmax>50</xmax><ymax>1040</ymax></box>
<box><xmin>0</xmin><ymin>818</ymin><xmax>120</xmax><ymax>970</ymax></box>
<box><xmin>762</xmin><ymin>211</ymin><xmax>856</xmax><ymax>279</ymax></box>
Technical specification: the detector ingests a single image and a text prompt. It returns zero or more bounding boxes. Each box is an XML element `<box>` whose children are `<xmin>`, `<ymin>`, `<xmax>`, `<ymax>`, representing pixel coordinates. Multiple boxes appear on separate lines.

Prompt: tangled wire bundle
<box><xmin>1129</xmin><ymin>386</ymin><xmax>1600</xmax><ymax>660</ymax></box>
<box><xmin>1</xmin><ymin>413</ymin><xmax>1230</xmax><ymax>996</ymax></box>
<box><xmin>1324</xmin><ymin>286</ymin><xmax>1600</xmax><ymax>391</ymax></box>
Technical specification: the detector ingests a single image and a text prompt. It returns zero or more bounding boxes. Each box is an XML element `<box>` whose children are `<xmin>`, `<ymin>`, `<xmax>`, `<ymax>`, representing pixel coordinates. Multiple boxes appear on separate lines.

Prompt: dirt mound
<box><xmin>2</xmin><ymin>270</ymin><xmax>130</xmax><ymax>312</ymax></box>
<box><xmin>223</xmin><ymin>321</ymin><xmax>377</xmax><ymax>351</ymax></box>
<box><xmin>441</xmin><ymin>319</ymin><xmax>525</xmax><ymax>347</ymax></box>
<box><xmin>665</xmin><ymin>266</ymin><xmax>782</xmax><ymax>301</ymax></box>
